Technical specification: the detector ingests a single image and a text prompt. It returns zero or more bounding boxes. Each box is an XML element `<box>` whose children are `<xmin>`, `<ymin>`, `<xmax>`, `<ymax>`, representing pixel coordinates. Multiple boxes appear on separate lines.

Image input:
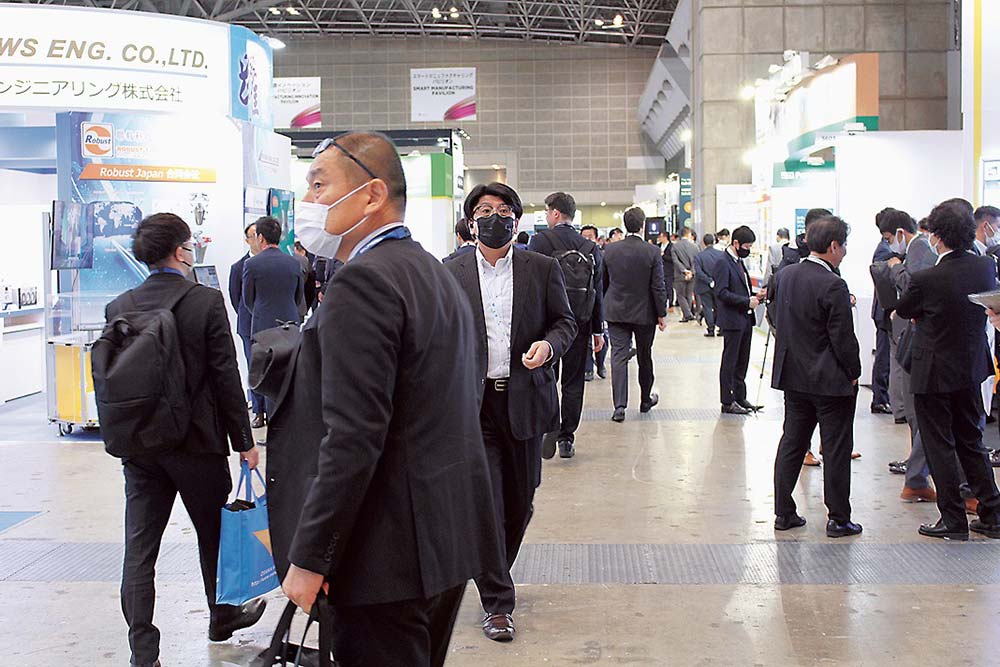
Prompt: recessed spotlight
<box><xmin>613</xmin><ymin>14</ymin><xmax>623</xmax><ymax>27</ymax></box>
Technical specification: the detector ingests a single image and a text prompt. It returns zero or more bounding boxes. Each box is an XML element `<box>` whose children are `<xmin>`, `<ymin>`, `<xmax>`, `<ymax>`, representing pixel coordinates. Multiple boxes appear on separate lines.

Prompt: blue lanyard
<box><xmin>355</xmin><ymin>226</ymin><xmax>411</xmax><ymax>258</ymax></box>
<box><xmin>149</xmin><ymin>268</ymin><xmax>185</xmax><ymax>277</ymax></box>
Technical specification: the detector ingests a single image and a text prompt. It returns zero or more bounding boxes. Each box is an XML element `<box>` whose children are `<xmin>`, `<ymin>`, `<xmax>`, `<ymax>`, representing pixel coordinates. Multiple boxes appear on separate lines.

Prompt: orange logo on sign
<box><xmin>81</xmin><ymin>123</ymin><xmax>114</xmax><ymax>158</ymax></box>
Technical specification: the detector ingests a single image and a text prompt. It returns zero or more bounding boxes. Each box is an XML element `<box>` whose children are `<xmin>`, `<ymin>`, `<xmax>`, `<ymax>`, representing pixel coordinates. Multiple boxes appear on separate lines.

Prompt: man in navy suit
<box><xmin>229</xmin><ymin>222</ymin><xmax>262</xmax><ymax>422</ymax></box>
<box><xmin>694</xmin><ymin>233</ymin><xmax>725</xmax><ymax>337</ymax></box>
<box><xmin>712</xmin><ymin>226</ymin><xmax>764</xmax><ymax>415</ymax></box>
<box><xmin>442</xmin><ymin>218</ymin><xmax>477</xmax><ymax>263</ymax></box>
<box><xmin>242</xmin><ymin>216</ymin><xmax>304</xmax><ymax>426</ymax></box>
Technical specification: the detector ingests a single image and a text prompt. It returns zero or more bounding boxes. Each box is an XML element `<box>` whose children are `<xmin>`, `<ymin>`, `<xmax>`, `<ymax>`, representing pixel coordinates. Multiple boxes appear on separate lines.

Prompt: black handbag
<box><xmin>896</xmin><ymin>324</ymin><xmax>915</xmax><ymax>373</ymax></box>
<box><xmin>252</xmin><ymin>599</ymin><xmax>335</xmax><ymax>667</ymax></box>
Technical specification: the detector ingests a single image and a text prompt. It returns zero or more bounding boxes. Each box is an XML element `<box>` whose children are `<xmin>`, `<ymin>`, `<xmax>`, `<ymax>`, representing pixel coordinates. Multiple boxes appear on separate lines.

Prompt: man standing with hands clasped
<box><xmin>770</xmin><ymin>215</ymin><xmax>863</xmax><ymax>538</ymax></box>
<box><xmin>446</xmin><ymin>182</ymin><xmax>577</xmax><ymax>643</ymax></box>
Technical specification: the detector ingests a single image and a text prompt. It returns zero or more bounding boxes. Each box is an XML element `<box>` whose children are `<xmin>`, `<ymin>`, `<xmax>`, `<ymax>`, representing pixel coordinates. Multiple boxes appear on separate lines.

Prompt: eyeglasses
<box><xmin>180</xmin><ymin>244</ymin><xmax>194</xmax><ymax>253</ymax></box>
<box><xmin>473</xmin><ymin>204</ymin><xmax>515</xmax><ymax>218</ymax></box>
<box><xmin>312</xmin><ymin>137</ymin><xmax>379</xmax><ymax>180</ymax></box>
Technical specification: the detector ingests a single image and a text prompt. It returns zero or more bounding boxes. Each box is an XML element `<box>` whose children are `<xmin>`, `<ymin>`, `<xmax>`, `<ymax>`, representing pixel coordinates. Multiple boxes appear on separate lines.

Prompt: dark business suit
<box><xmin>442</xmin><ymin>242</ymin><xmax>476</xmax><ymax>263</ymax></box>
<box><xmin>662</xmin><ymin>242</ymin><xmax>676</xmax><ymax>307</ymax></box>
<box><xmin>712</xmin><ymin>249</ymin><xmax>757</xmax><ymax>406</ymax></box>
<box><xmin>694</xmin><ymin>245</ymin><xmax>725</xmax><ymax>334</ymax></box>
<box><xmin>672</xmin><ymin>237</ymin><xmax>700</xmax><ymax>320</ymax></box>
<box><xmin>602</xmin><ymin>235</ymin><xmax>668</xmax><ymax>410</ymax></box>
<box><xmin>289</xmin><ymin>235</ymin><xmax>501</xmax><ymax>666</ymax></box>
<box><xmin>229</xmin><ymin>252</ymin><xmax>262</xmax><ymax>414</ymax></box>
<box><xmin>771</xmin><ymin>259</ymin><xmax>861</xmax><ymax>523</ymax></box>
<box><xmin>528</xmin><ymin>224</ymin><xmax>605</xmax><ymax>444</ymax></box>
<box><xmin>871</xmin><ymin>239</ymin><xmax>894</xmax><ymax>408</ymax></box>
<box><xmin>105</xmin><ymin>272</ymin><xmax>254</xmax><ymax>667</ymax></box>
<box><xmin>446</xmin><ymin>247</ymin><xmax>576</xmax><ymax>615</ymax></box>
<box><xmin>242</xmin><ymin>247</ymin><xmax>303</xmax><ymax>335</ymax></box>
<box><xmin>895</xmin><ymin>250</ymin><xmax>1000</xmax><ymax>531</ymax></box>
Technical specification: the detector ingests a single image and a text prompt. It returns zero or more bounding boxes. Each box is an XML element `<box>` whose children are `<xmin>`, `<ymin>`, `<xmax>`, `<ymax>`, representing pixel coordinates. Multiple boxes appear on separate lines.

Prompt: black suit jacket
<box><xmin>693</xmin><ymin>246</ymin><xmax>725</xmax><ymax>295</ymax></box>
<box><xmin>712</xmin><ymin>250</ymin><xmax>758</xmax><ymax>331</ymax></box>
<box><xmin>228</xmin><ymin>253</ymin><xmax>252</xmax><ymax>337</ymax></box>
<box><xmin>105</xmin><ymin>272</ymin><xmax>254</xmax><ymax>455</ymax></box>
<box><xmin>895</xmin><ymin>251</ymin><xmax>997</xmax><ymax>394</ymax></box>
<box><xmin>289</xmin><ymin>236</ymin><xmax>500</xmax><ymax>606</ymax></box>
<box><xmin>527</xmin><ymin>224</ymin><xmax>605</xmax><ymax>333</ymax></box>
<box><xmin>242</xmin><ymin>247</ymin><xmax>304</xmax><ymax>334</ymax></box>
<box><xmin>770</xmin><ymin>259</ymin><xmax>861</xmax><ymax>396</ymax></box>
<box><xmin>442</xmin><ymin>243</ymin><xmax>476</xmax><ymax>264</ymax></box>
<box><xmin>601</xmin><ymin>235</ymin><xmax>667</xmax><ymax>325</ymax></box>
<box><xmin>446</xmin><ymin>247</ymin><xmax>578</xmax><ymax>440</ymax></box>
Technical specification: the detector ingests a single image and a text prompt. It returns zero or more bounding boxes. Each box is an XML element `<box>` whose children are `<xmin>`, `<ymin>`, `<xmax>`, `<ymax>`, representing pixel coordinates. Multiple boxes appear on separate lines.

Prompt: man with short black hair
<box><xmin>870</xmin><ymin>208</ymin><xmax>897</xmax><ymax>416</ymax></box>
<box><xmin>529</xmin><ymin>191</ymin><xmax>605</xmax><ymax>460</ymax></box>
<box><xmin>444</xmin><ymin>218</ymin><xmax>477</xmax><ymax>263</ymax></box>
<box><xmin>713</xmin><ymin>226</ymin><xmax>764</xmax><ymax>415</ymax></box>
<box><xmin>229</xmin><ymin>221</ymin><xmax>262</xmax><ymax>421</ymax></box>
<box><xmin>672</xmin><ymin>226</ymin><xmax>700</xmax><ymax>322</ymax></box>
<box><xmin>764</xmin><ymin>227</ymin><xmax>791</xmax><ymax>284</ymax></box>
<box><xmin>694</xmin><ymin>233</ymin><xmax>725</xmax><ymax>337</ymax></box>
<box><xmin>608</xmin><ymin>228</ymin><xmax>624</xmax><ymax>243</ymax></box>
<box><xmin>242</xmin><ymin>216</ymin><xmax>304</xmax><ymax>427</ymax></box>
<box><xmin>581</xmin><ymin>224</ymin><xmax>608</xmax><ymax>380</ymax></box>
<box><xmin>602</xmin><ymin>207</ymin><xmax>668</xmax><ymax>422</ymax></box>
<box><xmin>715</xmin><ymin>228</ymin><xmax>730</xmax><ymax>248</ymax></box>
<box><xmin>658</xmin><ymin>230</ymin><xmax>676</xmax><ymax>310</ymax></box>
<box><xmin>771</xmin><ymin>215</ymin><xmax>862</xmax><ymax>538</ymax></box>
<box><xmin>974</xmin><ymin>205</ymin><xmax>1000</xmax><ymax>254</ymax></box>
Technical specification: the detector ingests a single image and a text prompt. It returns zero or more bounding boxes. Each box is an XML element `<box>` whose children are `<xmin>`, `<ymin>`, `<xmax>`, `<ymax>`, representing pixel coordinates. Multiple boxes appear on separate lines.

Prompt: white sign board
<box><xmin>0</xmin><ymin>5</ymin><xmax>230</xmax><ymax>114</ymax></box>
<box><xmin>273</xmin><ymin>77</ymin><xmax>321</xmax><ymax>128</ymax></box>
<box><xmin>410</xmin><ymin>67</ymin><xmax>476</xmax><ymax>122</ymax></box>
<box><xmin>716</xmin><ymin>184</ymin><xmax>759</xmax><ymax>227</ymax></box>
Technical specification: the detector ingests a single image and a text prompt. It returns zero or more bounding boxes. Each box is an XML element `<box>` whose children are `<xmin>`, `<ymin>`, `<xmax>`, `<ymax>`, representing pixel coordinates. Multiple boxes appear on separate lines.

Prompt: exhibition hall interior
<box><xmin>3</xmin><ymin>0</ymin><xmax>1000</xmax><ymax>665</ymax></box>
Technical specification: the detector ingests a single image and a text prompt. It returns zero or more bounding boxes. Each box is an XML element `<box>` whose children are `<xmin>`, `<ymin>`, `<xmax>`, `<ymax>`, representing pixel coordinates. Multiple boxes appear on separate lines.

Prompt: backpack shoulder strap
<box><xmin>541</xmin><ymin>228</ymin><xmax>570</xmax><ymax>254</ymax></box>
<box><xmin>163</xmin><ymin>281</ymin><xmax>198</xmax><ymax>312</ymax></box>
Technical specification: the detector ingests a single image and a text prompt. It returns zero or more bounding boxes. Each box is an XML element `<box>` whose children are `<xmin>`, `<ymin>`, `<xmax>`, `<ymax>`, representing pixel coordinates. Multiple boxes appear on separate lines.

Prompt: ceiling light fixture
<box><xmin>613</xmin><ymin>14</ymin><xmax>623</xmax><ymax>27</ymax></box>
<box><xmin>600</xmin><ymin>201</ymin><xmax>607</xmax><ymax>207</ymax></box>
<box><xmin>491</xmin><ymin>163</ymin><xmax>501</xmax><ymax>170</ymax></box>
<box><xmin>679</xmin><ymin>128</ymin><xmax>692</xmax><ymax>142</ymax></box>
<box><xmin>286</xmin><ymin>6</ymin><xmax>299</xmax><ymax>15</ymax></box>
<box><xmin>450</xmin><ymin>10</ymin><xmax>459</xmax><ymax>18</ymax></box>
<box><xmin>595</xmin><ymin>18</ymin><xmax>604</xmax><ymax>26</ymax></box>
<box><xmin>269</xmin><ymin>7</ymin><xmax>280</xmax><ymax>14</ymax></box>
<box><xmin>740</xmin><ymin>84</ymin><xmax>756</xmax><ymax>101</ymax></box>
<box><xmin>264</xmin><ymin>36</ymin><xmax>286</xmax><ymax>49</ymax></box>
<box><xmin>431</xmin><ymin>6</ymin><xmax>441</xmax><ymax>18</ymax></box>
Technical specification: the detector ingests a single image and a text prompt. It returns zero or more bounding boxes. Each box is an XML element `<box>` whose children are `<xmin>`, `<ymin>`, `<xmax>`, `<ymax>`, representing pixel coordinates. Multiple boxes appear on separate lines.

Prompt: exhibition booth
<box><xmin>0</xmin><ymin>4</ymin><xmax>290</xmax><ymax>430</ymax></box>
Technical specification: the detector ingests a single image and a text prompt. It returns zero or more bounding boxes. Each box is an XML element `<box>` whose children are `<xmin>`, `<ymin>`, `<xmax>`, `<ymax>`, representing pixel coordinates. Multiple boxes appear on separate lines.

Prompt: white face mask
<box><xmin>889</xmin><ymin>231</ymin><xmax>905</xmax><ymax>255</ymax></box>
<box><xmin>296</xmin><ymin>181</ymin><xmax>371</xmax><ymax>258</ymax></box>
<box><xmin>986</xmin><ymin>222</ymin><xmax>1000</xmax><ymax>248</ymax></box>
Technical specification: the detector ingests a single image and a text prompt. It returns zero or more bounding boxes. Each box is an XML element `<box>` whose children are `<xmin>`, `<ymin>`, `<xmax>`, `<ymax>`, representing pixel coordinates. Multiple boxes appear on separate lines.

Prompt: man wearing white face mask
<box><xmin>283</xmin><ymin>132</ymin><xmax>501</xmax><ymax>667</ymax></box>
<box><xmin>974</xmin><ymin>205</ymin><xmax>1000</xmax><ymax>256</ymax></box>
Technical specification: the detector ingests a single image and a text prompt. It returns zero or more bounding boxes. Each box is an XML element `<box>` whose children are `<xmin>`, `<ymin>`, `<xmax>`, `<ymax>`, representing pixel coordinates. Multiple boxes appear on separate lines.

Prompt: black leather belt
<box><xmin>486</xmin><ymin>378</ymin><xmax>509</xmax><ymax>392</ymax></box>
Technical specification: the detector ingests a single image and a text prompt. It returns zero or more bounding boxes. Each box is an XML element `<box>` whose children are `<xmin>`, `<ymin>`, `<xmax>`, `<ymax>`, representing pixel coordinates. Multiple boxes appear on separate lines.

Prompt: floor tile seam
<box><xmin>0</xmin><ymin>542</ymin><xmax>64</xmax><ymax>582</ymax></box>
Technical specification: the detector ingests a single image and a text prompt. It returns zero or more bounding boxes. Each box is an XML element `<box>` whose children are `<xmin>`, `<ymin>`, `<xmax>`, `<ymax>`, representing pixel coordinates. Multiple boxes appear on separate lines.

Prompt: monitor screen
<box><xmin>192</xmin><ymin>265</ymin><xmax>221</xmax><ymax>290</ymax></box>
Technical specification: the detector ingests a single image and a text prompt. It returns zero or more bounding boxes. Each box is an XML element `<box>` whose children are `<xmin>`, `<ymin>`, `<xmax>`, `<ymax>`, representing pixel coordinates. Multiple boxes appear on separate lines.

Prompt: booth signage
<box><xmin>229</xmin><ymin>26</ymin><xmax>273</xmax><ymax>128</ymax></box>
<box><xmin>273</xmin><ymin>77</ymin><xmax>321</xmax><ymax>128</ymax></box>
<box><xmin>0</xmin><ymin>4</ymin><xmax>230</xmax><ymax>114</ymax></box>
<box><xmin>678</xmin><ymin>170</ymin><xmax>693</xmax><ymax>228</ymax></box>
<box><xmin>410</xmin><ymin>67</ymin><xmax>476</xmax><ymax>122</ymax></box>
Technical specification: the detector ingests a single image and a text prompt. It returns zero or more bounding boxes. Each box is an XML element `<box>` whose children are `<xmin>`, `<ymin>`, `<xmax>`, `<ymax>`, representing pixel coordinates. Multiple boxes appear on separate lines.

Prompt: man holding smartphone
<box><xmin>713</xmin><ymin>225</ymin><xmax>765</xmax><ymax>415</ymax></box>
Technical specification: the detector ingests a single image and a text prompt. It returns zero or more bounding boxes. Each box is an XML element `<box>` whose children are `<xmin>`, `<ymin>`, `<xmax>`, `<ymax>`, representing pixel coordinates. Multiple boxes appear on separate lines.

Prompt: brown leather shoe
<box><xmin>966</xmin><ymin>498</ymin><xmax>980</xmax><ymax>515</ymax></box>
<box><xmin>851</xmin><ymin>452</ymin><xmax>862</xmax><ymax>460</ymax></box>
<box><xmin>482</xmin><ymin>613</ymin><xmax>515</xmax><ymax>642</ymax></box>
<box><xmin>803</xmin><ymin>451</ymin><xmax>821</xmax><ymax>467</ymax></box>
<box><xmin>901</xmin><ymin>486</ymin><xmax>936</xmax><ymax>503</ymax></box>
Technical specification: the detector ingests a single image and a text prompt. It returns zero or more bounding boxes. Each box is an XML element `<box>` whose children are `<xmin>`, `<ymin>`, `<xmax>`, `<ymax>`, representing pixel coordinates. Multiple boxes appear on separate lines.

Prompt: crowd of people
<box><xmin>97</xmin><ymin>131</ymin><xmax>1000</xmax><ymax>667</ymax></box>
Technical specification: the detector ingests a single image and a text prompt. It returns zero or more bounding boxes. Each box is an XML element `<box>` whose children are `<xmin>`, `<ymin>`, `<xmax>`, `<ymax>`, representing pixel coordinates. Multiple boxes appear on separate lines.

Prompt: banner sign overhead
<box><xmin>273</xmin><ymin>77</ymin><xmax>321</xmax><ymax>128</ymax></box>
<box><xmin>410</xmin><ymin>67</ymin><xmax>476</xmax><ymax>122</ymax></box>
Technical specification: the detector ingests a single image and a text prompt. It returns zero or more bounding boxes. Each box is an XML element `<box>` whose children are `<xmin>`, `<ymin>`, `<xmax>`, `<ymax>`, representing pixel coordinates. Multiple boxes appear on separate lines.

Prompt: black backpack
<box><xmin>543</xmin><ymin>229</ymin><xmax>597</xmax><ymax>321</ymax></box>
<box><xmin>92</xmin><ymin>282</ymin><xmax>196</xmax><ymax>458</ymax></box>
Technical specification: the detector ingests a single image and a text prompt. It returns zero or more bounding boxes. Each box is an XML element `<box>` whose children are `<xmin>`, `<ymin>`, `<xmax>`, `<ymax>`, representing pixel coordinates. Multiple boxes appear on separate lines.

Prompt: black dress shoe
<box><xmin>774</xmin><ymin>514</ymin><xmax>807</xmax><ymax>531</ymax></box>
<box><xmin>584</xmin><ymin>371</ymin><xmax>594</xmax><ymax>382</ymax></box>
<box><xmin>250</xmin><ymin>414</ymin><xmax>266</xmax><ymax>429</ymax></box>
<box><xmin>640</xmin><ymin>393</ymin><xmax>659</xmax><ymax>413</ymax></box>
<box><xmin>721</xmin><ymin>403</ymin><xmax>752</xmax><ymax>415</ymax></box>
<box><xmin>209</xmin><ymin>598</ymin><xmax>267</xmax><ymax>641</ymax></box>
<box><xmin>704</xmin><ymin>331</ymin><xmax>715</xmax><ymax>337</ymax></box>
<box><xmin>990</xmin><ymin>449</ymin><xmax>1000</xmax><ymax>468</ymax></box>
<box><xmin>894</xmin><ymin>416</ymin><xmax>908</xmax><ymax>425</ymax></box>
<box><xmin>888</xmin><ymin>460</ymin><xmax>907</xmax><ymax>475</ymax></box>
<box><xmin>596</xmin><ymin>365</ymin><xmax>607</xmax><ymax>379</ymax></box>
<box><xmin>826</xmin><ymin>520</ymin><xmax>863</xmax><ymax>538</ymax></box>
<box><xmin>482</xmin><ymin>613</ymin><xmax>515</xmax><ymax>642</ymax></box>
<box><xmin>919</xmin><ymin>518</ymin><xmax>969</xmax><ymax>541</ymax></box>
<box><xmin>970</xmin><ymin>519</ymin><xmax>1000</xmax><ymax>539</ymax></box>
<box><xmin>557</xmin><ymin>438</ymin><xmax>575</xmax><ymax>459</ymax></box>
<box><xmin>627</xmin><ymin>347</ymin><xmax>638</xmax><ymax>361</ymax></box>
<box><xmin>611</xmin><ymin>407</ymin><xmax>626</xmax><ymax>423</ymax></box>
<box><xmin>542</xmin><ymin>432</ymin><xmax>558</xmax><ymax>460</ymax></box>
<box><xmin>738</xmin><ymin>399</ymin><xmax>763</xmax><ymax>412</ymax></box>
<box><xmin>870</xmin><ymin>404</ymin><xmax>892</xmax><ymax>415</ymax></box>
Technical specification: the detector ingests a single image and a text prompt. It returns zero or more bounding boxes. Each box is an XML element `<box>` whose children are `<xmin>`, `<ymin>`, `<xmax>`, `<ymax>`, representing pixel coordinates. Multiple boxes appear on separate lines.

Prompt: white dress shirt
<box><xmin>476</xmin><ymin>245</ymin><xmax>515</xmax><ymax>379</ymax></box>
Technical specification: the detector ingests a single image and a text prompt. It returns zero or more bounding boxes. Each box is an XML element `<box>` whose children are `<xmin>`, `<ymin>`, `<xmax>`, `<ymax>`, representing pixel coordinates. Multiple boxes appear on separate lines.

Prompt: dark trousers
<box><xmin>552</xmin><ymin>322</ymin><xmax>591</xmax><ymax>442</ymax></box>
<box><xmin>240</xmin><ymin>333</ymin><xmax>264</xmax><ymax>415</ymax></box>
<box><xmin>698</xmin><ymin>290</ymin><xmax>717</xmax><ymax>332</ymax></box>
<box><xmin>871</xmin><ymin>325</ymin><xmax>891</xmax><ymax>407</ymax></box>
<box><xmin>474</xmin><ymin>384</ymin><xmax>541</xmax><ymax>615</ymax></box>
<box><xmin>774</xmin><ymin>389</ymin><xmax>857</xmax><ymax>523</ymax></box>
<box><xmin>121</xmin><ymin>451</ymin><xmax>232</xmax><ymax>667</ymax></box>
<box><xmin>915</xmin><ymin>387</ymin><xmax>1000</xmax><ymax>530</ymax></box>
<box><xmin>585</xmin><ymin>330</ymin><xmax>609</xmax><ymax>375</ymax></box>
<box><xmin>719</xmin><ymin>321</ymin><xmax>753</xmax><ymax>405</ymax></box>
<box><xmin>608</xmin><ymin>322</ymin><xmax>656</xmax><ymax>410</ymax></box>
<box><xmin>330</xmin><ymin>584</ymin><xmax>465</xmax><ymax>667</ymax></box>
<box><xmin>665</xmin><ymin>273</ymin><xmax>676</xmax><ymax>307</ymax></box>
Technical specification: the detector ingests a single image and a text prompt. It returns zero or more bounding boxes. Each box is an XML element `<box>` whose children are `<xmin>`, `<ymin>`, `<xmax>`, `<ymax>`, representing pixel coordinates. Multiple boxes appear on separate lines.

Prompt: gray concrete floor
<box><xmin>2</xmin><ymin>316</ymin><xmax>1000</xmax><ymax>666</ymax></box>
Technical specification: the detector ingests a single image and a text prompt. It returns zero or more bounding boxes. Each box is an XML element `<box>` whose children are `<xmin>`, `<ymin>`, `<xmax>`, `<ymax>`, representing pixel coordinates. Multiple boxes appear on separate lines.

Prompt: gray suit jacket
<box><xmin>889</xmin><ymin>235</ymin><xmax>935</xmax><ymax>340</ymax></box>
<box><xmin>672</xmin><ymin>238</ymin><xmax>699</xmax><ymax>281</ymax></box>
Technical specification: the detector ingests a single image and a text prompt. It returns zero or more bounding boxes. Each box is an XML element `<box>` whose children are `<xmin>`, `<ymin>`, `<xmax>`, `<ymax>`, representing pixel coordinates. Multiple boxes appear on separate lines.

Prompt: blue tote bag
<box><xmin>217</xmin><ymin>461</ymin><xmax>279</xmax><ymax>605</ymax></box>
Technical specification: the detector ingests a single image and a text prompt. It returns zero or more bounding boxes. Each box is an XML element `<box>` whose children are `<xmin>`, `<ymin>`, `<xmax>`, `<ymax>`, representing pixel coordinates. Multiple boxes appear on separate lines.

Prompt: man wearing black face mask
<box><xmin>446</xmin><ymin>182</ymin><xmax>577</xmax><ymax>643</ymax></box>
<box><xmin>713</xmin><ymin>225</ymin><xmax>765</xmax><ymax>415</ymax></box>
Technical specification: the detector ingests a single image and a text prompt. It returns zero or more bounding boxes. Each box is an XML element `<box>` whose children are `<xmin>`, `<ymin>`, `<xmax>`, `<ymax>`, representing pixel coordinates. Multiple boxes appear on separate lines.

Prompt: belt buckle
<box><xmin>494</xmin><ymin>378</ymin><xmax>508</xmax><ymax>392</ymax></box>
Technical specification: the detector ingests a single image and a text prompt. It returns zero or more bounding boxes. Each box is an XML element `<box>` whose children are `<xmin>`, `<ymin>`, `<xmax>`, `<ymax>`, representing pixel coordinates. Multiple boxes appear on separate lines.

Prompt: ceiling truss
<box><xmin>16</xmin><ymin>0</ymin><xmax>675</xmax><ymax>48</ymax></box>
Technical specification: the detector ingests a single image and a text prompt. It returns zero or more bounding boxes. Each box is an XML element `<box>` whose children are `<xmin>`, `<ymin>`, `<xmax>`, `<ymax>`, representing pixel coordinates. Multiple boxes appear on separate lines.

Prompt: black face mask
<box><xmin>476</xmin><ymin>214</ymin><xmax>515</xmax><ymax>249</ymax></box>
<box><xmin>736</xmin><ymin>246</ymin><xmax>751</xmax><ymax>258</ymax></box>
